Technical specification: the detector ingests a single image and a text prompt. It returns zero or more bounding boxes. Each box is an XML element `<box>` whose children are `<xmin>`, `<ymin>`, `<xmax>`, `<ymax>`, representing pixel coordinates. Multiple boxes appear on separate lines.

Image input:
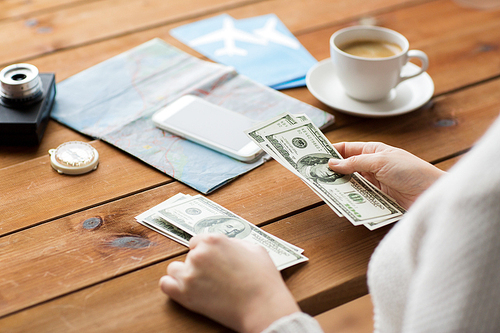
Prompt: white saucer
<box><xmin>306</xmin><ymin>58</ymin><xmax>434</xmax><ymax>117</ymax></box>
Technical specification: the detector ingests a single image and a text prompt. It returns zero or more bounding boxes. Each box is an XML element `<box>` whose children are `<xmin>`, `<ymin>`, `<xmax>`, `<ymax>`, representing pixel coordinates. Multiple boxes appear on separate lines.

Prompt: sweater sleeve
<box><xmin>369</xmin><ymin>115</ymin><xmax>500</xmax><ymax>333</ymax></box>
<box><xmin>402</xmin><ymin>174</ymin><xmax>500</xmax><ymax>332</ymax></box>
<box><xmin>261</xmin><ymin>312</ymin><xmax>324</xmax><ymax>333</ymax></box>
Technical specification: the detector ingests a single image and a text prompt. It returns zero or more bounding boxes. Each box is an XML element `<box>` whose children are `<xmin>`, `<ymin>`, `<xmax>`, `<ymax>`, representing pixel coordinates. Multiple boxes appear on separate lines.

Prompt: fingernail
<box><xmin>329</xmin><ymin>158</ymin><xmax>340</xmax><ymax>164</ymax></box>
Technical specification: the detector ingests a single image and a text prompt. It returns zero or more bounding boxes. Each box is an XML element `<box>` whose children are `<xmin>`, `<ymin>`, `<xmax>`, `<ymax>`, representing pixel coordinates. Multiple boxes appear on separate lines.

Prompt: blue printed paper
<box><xmin>170</xmin><ymin>14</ymin><xmax>317</xmax><ymax>89</ymax></box>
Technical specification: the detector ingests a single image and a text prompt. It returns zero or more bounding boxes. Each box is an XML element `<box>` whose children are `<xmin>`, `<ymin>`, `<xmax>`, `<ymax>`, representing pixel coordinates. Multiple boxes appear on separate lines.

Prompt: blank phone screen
<box><xmin>165</xmin><ymin>101</ymin><xmax>256</xmax><ymax>151</ymax></box>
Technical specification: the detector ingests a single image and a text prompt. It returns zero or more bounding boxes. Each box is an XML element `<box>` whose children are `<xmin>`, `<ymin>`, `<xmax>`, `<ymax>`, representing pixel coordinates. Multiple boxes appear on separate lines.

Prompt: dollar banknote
<box><xmin>246</xmin><ymin>113</ymin><xmax>345</xmax><ymax>218</ymax></box>
<box><xmin>246</xmin><ymin>113</ymin><xmax>405</xmax><ymax>229</ymax></box>
<box><xmin>135</xmin><ymin>193</ymin><xmax>193</xmax><ymax>246</ymax></box>
<box><xmin>137</xmin><ymin>193</ymin><xmax>307</xmax><ymax>270</ymax></box>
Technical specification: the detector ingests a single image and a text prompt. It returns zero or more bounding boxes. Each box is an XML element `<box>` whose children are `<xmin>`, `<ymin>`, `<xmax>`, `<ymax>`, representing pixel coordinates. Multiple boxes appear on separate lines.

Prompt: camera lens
<box><xmin>0</xmin><ymin>63</ymin><xmax>43</xmax><ymax>105</ymax></box>
<box><xmin>12</xmin><ymin>74</ymin><xmax>28</xmax><ymax>81</ymax></box>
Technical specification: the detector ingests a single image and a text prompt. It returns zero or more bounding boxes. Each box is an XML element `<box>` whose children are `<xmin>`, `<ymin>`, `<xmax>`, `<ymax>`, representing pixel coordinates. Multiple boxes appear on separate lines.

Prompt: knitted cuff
<box><xmin>260</xmin><ymin>312</ymin><xmax>324</xmax><ymax>333</ymax></box>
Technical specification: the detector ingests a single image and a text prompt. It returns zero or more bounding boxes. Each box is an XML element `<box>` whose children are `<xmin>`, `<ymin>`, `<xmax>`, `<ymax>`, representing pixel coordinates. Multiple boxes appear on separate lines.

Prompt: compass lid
<box><xmin>49</xmin><ymin>141</ymin><xmax>99</xmax><ymax>175</ymax></box>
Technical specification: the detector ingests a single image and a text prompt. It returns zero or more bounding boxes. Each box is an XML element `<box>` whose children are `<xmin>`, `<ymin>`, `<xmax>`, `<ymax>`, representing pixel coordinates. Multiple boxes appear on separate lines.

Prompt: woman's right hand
<box><xmin>328</xmin><ymin>142</ymin><xmax>445</xmax><ymax>210</ymax></box>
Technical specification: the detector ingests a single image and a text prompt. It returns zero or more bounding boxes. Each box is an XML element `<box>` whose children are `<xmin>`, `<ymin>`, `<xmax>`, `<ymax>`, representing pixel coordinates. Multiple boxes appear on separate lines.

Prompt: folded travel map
<box><xmin>51</xmin><ymin>38</ymin><xmax>334</xmax><ymax>193</ymax></box>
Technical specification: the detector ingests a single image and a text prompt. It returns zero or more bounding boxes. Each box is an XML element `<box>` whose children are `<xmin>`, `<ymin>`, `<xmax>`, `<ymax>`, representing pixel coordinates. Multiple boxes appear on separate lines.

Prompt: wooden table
<box><xmin>1</xmin><ymin>0</ymin><xmax>499</xmax><ymax>331</ymax></box>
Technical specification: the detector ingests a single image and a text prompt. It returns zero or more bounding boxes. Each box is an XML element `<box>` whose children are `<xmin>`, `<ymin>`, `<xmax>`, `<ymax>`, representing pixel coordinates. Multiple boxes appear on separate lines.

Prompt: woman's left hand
<box><xmin>160</xmin><ymin>233</ymin><xmax>300</xmax><ymax>333</ymax></box>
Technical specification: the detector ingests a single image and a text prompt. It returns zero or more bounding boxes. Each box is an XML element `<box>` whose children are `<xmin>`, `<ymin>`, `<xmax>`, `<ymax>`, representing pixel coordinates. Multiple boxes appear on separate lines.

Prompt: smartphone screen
<box><xmin>152</xmin><ymin>95</ymin><xmax>263</xmax><ymax>161</ymax></box>
<box><xmin>164</xmin><ymin>100</ymin><xmax>253</xmax><ymax>151</ymax></box>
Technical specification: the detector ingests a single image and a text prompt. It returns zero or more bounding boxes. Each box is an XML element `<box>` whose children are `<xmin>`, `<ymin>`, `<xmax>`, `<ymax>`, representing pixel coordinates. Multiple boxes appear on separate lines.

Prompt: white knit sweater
<box><xmin>263</xmin><ymin>116</ymin><xmax>500</xmax><ymax>333</ymax></box>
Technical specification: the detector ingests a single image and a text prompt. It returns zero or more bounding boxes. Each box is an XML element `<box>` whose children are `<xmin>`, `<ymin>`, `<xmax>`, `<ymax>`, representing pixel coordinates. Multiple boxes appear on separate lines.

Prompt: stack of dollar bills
<box><xmin>135</xmin><ymin>193</ymin><xmax>308</xmax><ymax>270</ymax></box>
<box><xmin>245</xmin><ymin>113</ymin><xmax>406</xmax><ymax>230</ymax></box>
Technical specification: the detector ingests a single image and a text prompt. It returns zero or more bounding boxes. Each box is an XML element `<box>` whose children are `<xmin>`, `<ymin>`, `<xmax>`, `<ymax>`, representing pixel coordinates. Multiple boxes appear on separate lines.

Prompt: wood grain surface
<box><xmin>1</xmin><ymin>0</ymin><xmax>499</xmax><ymax>331</ymax></box>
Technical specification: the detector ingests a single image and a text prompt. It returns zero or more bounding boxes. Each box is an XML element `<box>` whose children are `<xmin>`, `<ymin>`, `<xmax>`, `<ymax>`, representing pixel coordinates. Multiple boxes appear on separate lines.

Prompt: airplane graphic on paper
<box><xmin>253</xmin><ymin>16</ymin><xmax>300</xmax><ymax>49</ymax></box>
<box><xmin>188</xmin><ymin>16</ymin><xmax>300</xmax><ymax>57</ymax></box>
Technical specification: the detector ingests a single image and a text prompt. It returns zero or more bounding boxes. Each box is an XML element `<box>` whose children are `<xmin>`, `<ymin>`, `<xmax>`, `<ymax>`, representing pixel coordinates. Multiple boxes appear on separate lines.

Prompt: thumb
<box><xmin>328</xmin><ymin>154</ymin><xmax>383</xmax><ymax>175</ymax></box>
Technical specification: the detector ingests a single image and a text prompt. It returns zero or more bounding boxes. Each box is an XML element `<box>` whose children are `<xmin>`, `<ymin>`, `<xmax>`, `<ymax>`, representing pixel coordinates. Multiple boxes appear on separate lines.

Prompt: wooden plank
<box><xmin>0</xmin><ymin>1</ymin><xmax>494</xmax><ymax>332</ymax></box>
<box><xmin>1</xmin><ymin>0</ymin><xmax>424</xmax><ymax>164</ymax></box>
<box><xmin>0</xmin><ymin>0</ymin><xmax>424</xmax><ymax>66</ymax></box>
<box><xmin>1</xmin><ymin>1</ymin><xmax>500</xmax><ymax>165</ymax></box>
<box><xmin>283</xmin><ymin>206</ymin><xmax>386</xmax><ymax>315</ymax></box>
<box><xmin>6</xmin><ymin>0</ymin><xmax>496</xmax><ymax>165</ymax></box>
<box><xmin>315</xmin><ymin>294</ymin><xmax>374</xmax><ymax>333</ymax></box>
<box><xmin>0</xmin><ymin>0</ymin><xmax>87</xmax><ymax>21</ymax></box>
<box><xmin>7</xmin><ymin>0</ymin><xmax>427</xmax><ymax>77</ymax></box>
<box><xmin>0</xmin><ymin>204</ymin><xmax>388</xmax><ymax>331</ymax></box>
<box><xmin>0</xmin><ymin>140</ymin><xmax>467</xmax><ymax>324</ymax></box>
<box><xmin>216</xmin><ymin>0</ymin><xmax>427</xmax><ymax>32</ymax></box>
<box><xmin>2</xmin><ymin>0</ymin><xmax>496</xmax><ymax>163</ymax></box>
<box><xmin>4</xmin><ymin>0</ymin><xmax>498</xmax><ymax>96</ymax></box>
<box><xmin>0</xmin><ymin>182</ymin><xmax>190</xmax><ymax>317</ymax></box>
<box><xmin>0</xmin><ymin>140</ymin><xmax>171</xmax><ymax>237</ymax></box>
<box><xmin>0</xmin><ymin>109</ymin><xmax>483</xmax><ymax>317</ymax></box>
<box><xmin>324</xmin><ymin>78</ymin><xmax>500</xmax><ymax>162</ymax></box>
<box><xmin>2</xmin><ymin>71</ymin><xmax>499</xmax><ymax>237</ymax></box>
<box><xmin>0</xmin><ymin>0</ymin><xmax>257</xmax><ymax>66</ymax></box>
<box><xmin>0</xmin><ymin>151</ymin><xmax>467</xmax><ymax>328</ymax></box>
<box><xmin>436</xmin><ymin>154</ymin><xmax>464</xmax><ymax>171</ymax></box>
<box><xmin>297</xmin><ymin>0</ymin><xmax>500</xmax><ymax>97</ymax></box>
<box><xmin>0</xmin><ymin>159</ymin><xmax>323</xmax><ymax>316</ymax></box>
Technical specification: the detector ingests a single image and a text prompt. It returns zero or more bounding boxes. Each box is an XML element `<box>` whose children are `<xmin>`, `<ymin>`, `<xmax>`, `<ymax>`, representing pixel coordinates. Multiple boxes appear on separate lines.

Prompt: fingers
<box><xmin>332</xmin><ymin>142</ymin><xmax>389</xmax><ymax>158</ymax></box>
<box><xmin>167</xmin><ymin>260</ymin><xmax>185</xmax><ymax>278</ymax></box>
<box><xmin>159</xmin><ymin>275</ymin><xmax>182</xmax><ymax>299</ymax></box>
<box><xmin>188</xmin><ymin>234</ymin><xmax>203</xmax><ymax>249</ymax></box>
<box><xmin>189</xmin><ymin>233</ymin><xmax>227</xmax><ymax>250</ymax></box>
<box><xmin>160</xmin><ymin>236</ymin><xmax>219</xmax><ymax>302</ymax></box>
<box><xmin>330</xmin><ymin>142</ymin><xmax>392</xmax><ymax>175</ymax></box>
<box><xmin>329</xmin><ymin>153</ymin><xmax>385</xmax><ymax>175</ymax></box>
<box><xmin>159</xmin><ymin>261</ymin><xmax>186</xmax><ymax>299</ymax></box>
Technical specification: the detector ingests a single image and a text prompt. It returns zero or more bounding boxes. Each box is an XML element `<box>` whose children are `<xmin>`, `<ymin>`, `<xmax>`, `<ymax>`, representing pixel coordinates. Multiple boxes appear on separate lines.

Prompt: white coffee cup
<box><xmin>330</xmin><ymin>26</ymin><xmax>429</xmax><ymax>102</ymax></box>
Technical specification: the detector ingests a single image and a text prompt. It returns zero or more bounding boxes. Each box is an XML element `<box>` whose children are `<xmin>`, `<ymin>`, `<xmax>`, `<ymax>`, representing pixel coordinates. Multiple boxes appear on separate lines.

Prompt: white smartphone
<box><xmin>152</xmin><ymin>95</ymin><xmax>263</xmax><ymax>162</ymax></box>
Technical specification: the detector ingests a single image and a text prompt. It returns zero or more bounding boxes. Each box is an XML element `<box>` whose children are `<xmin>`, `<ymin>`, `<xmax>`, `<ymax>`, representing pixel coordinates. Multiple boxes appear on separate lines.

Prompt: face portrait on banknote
<box><xmin>297</xmin><ymin>153</ymin><xmax>351</xmax><ymax>185</ymax></box>
<box><xmin>194</xmin><ymin>216</ymin><xmax>252</xmax><ymax>239</ymax></box>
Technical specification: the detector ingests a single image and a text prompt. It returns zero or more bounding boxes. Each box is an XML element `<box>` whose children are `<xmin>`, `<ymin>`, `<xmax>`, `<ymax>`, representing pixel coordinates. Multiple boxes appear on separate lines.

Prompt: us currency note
<box><xmin>135</xmin><ymin>193</ymin><xmax>193</xmax><ymax>246</ymax></box>
<box><xmin>247</xmin><ymin>113</ymin><xmax>299</xmax><ymax>146</ymax></box>
<box><xmin>137</xmin><ymin>215</ymin><xmax>191</xmax><ymax>246</ymax></box>
<box><xmin>247</xmin><ymin>113</ymin><xmax>404</xmax><ymax>227</ymax></box>
<box><xmin>155</xmin><ymin>194</ymin><xmax>308</xmax><ymax>270</ymax></box>
<box><xmin>246</xmin><ymin>113</ymin><xmax>345</xmax><ymax>218</ymax></box>
<box><xmin>265</xmin><ymin>122</ymin><xmax>403</xmax><ymax>224</ymax></box>
<box><xmin>137</xmin><ymin>193</ymin><xmax>304</xmax><ymax>254</ymax></box>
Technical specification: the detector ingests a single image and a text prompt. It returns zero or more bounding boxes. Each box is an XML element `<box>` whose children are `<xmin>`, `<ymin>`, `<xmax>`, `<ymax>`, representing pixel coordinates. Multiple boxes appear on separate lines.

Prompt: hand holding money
<box><xmin>245</xmin><ymin>113</ymin><xmax>408</xmax><ymax>230</ymax></box>
<box><xmin>160</xmin><ymin>233</ymin><xmax>300</xmax><ymax>333</ymax></box>
<box><xmin>328</xmin><ymin>142</ymin><xmax>445</xmax><ymax>210</ymax></box>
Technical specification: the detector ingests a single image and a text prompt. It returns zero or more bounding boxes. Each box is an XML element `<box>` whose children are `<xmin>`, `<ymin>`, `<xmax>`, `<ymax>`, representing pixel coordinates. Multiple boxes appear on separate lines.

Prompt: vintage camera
<box><xmin>0</xmin><ymin>63</ymin><xmax>56</xmax><ymax>146</ymax></box>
